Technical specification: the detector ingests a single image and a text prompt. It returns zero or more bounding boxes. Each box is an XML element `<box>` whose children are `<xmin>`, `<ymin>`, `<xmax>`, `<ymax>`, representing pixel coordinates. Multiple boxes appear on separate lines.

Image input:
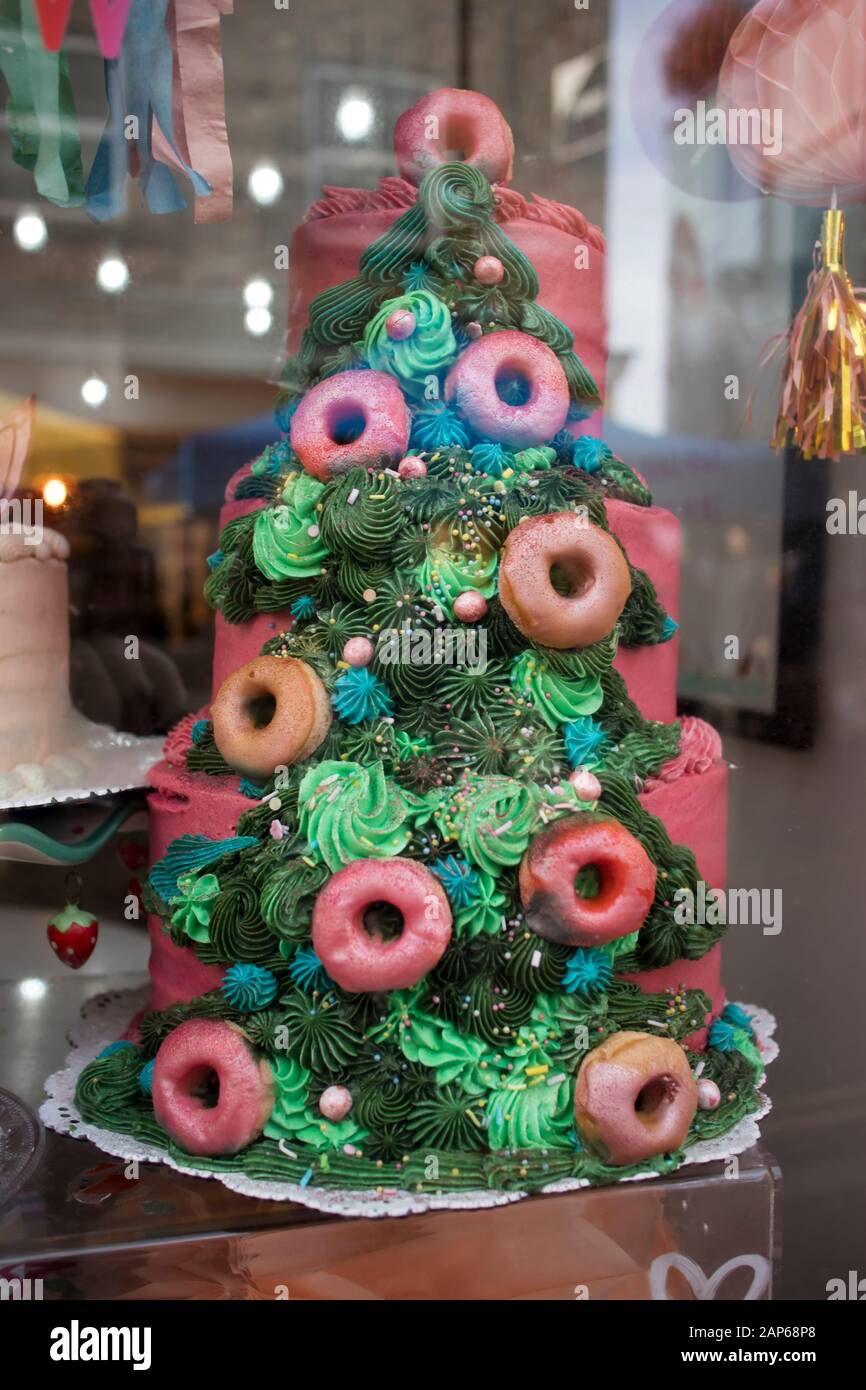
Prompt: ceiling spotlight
<box><xmin>245</xmin><ymin>307</ymin><xmax>272</xmax><ymax>336</ymax></box>
<box><xmin>337</xmin><ymin>92</ymin><xmax>374</xmax><ymax>142</ymax></box>
<box><xmin>97</xmin><ymin>256</ymin><xmax>130</xmax><ymax>293</ymax></box>
<box><xmin>14</xmin><ymin>211</ymin><xmax>48</xmax><ymax>252</ymax></box>
<box><xmin>247</xmin><ymin>164</ymin><xmax>283</xmax><ymax>206</ymax></box>
<box><xmin>42</xmin><ymin>477</ymin><xmax>68</xmax><ymax>508</ymax></box>
<box><xmin>244</xmin><ymin>278</ymin><xmax>273</xmax><ymax>310</ymax></box>
<box><xmin>81</xmin><ymin>376</ymin><xmax>109</xmax><ymax>408</ymax></box>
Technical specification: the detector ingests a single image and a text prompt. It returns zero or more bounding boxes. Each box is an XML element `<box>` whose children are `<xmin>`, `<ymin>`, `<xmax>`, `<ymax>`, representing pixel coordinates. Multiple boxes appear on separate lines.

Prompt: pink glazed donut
<box><xmin>444</xmin><ymin>331</ymin><xmax>570</xmax><ymax>449</ymax></box>
<box><xmin>290</xmin><ymin>370</ymin><xmax>410</xmax><ymax>482</ymax></box>
<box><xmin>519</xmin><ymin>816</ymin><xmax>657</xmax><ymax>948</ymax></box>
<box><xmin>393</xmin><ymin>87</ymin><xmax>514</xmax><ymax>186</ymax></box>
<box><xmin>152</xmin><ymin>1019</ymin><xmax>275</xmax><ymax>1156</ymax></box>
<box><xmin>312</xmin><ymin>858</ymin><xmax>452</xmax><ymax>992</ymax></box>
<box><xmin>499</xmin><ymin>512</ymin><xmax>632</xmax><ymax>649</ymax></box>
<box><xmin>574</xmin><ymin>1031</ymin><xmax>698</xmax><ymax>1166</ymax></box>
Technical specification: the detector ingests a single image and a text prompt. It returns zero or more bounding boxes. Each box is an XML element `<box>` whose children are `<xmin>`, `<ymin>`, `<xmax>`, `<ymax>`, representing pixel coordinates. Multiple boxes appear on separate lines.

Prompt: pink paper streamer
<box><xmin>152</xmin><ymin>0</ymin><xmax>234</xmax><ymax>223</ymax></box>
<box><xmin>89</xmin><ymin>0</ymin><xmax>134</xmax><ymax>60</ymax></box>
<box><xmin>0</xmin><ymin>395</ymin><xmax>35</xmax><ymax>500</ymax></box>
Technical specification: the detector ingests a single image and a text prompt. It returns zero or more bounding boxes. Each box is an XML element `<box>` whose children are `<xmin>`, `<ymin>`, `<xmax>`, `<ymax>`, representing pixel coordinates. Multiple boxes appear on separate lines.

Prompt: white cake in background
<box><xmin>0</xmin><ymin>528</ymin><xmax>72</xmax><ymax>773</ymax></box>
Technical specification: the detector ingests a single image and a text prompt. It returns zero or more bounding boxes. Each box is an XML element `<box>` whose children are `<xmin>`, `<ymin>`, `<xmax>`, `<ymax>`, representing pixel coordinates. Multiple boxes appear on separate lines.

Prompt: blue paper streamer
<box><xmin>86</xmin><ymin>0</ymin><xmax>211</xmax><ymax>222</ymax></box>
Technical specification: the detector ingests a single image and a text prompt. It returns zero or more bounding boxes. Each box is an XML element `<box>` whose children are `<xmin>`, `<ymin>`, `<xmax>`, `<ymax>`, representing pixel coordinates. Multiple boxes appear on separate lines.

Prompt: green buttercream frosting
<box><xmin>298</xmin><ymin>760</ymin><xmax>429</xmax><ymax>870</ymax></box>
<box><xmin>436</xmin><ymin>773</ymin><xmax>538</xmax><ymax>876</ymax></box>
<box><xmin>363</xmin><ymin>290</ymin><xmax>457</xmax><ymax>397</ymax></box>
<box><xmin>264</xmin><ymin>1056</ymin><xmax>368</xmax><ymax>1151</ymax></box>
<box><xmin>418</xmin><ymin>535</ymin><xmax>498</xmax><ymax>621</ymax></box>
<box><xmin>253</xmin><ymin>472</ymin><xmax>328</xmax><ymax>580</ymax></box>
<box><xmin>511</xmin><ymin>650</ymin><xmax>604</xmax><ymax>729</ymax></box>
<box><xmin>454</xmin><ymin>870</ymin><xmax>508</xmax><ymax>937</ymax></box>
<box><xmin>485</xmin><ymin>1028</ymin><xmax>574</xmax><ymax>1150</ymax></box>
<box><xmin>169</xmin><ymin>872</ymin><xmax>220</xmax><ymax>944</ymax></box>
<box><xmin>398</xmin><ymin>1013</ymin><xmax>500</xmax><ymax>1095</ymax></box>
<box><xmin>513</xmin><ymin>446</ymin><xmax>556</xmax><ymax>474</ymax></box>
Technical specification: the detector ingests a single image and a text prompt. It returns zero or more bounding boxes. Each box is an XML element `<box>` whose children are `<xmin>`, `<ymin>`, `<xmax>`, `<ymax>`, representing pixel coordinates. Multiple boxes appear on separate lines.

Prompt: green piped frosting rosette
<box><xmin>363</xmin><ymin>289</ymin><xmax>457</xmax><ymax>396</ymax></box>
<box><xmin>298</xmin><ymin>760</ymin><xmax>431</xmax><ymax>870</ymax></box>
<box><xmin>253</xmin><ymin>471</ymin><xmax>329</xmax><ymax>580</ymax></box>
<box><xmin>510</xmin><ymin>650</ymin><xmax>604</xmax><ymax>729</ymax></box>
<box><xmin>435</xmin><ymin>772</ymin><xmax>538</xmax><ymax>875</ymax></box>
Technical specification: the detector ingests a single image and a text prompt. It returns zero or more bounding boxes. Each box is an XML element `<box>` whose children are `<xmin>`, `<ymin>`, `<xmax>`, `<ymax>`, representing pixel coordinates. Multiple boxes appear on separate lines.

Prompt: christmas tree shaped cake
<box><xmin>75</xmin><ymin>90</ymin><xmax>767</xmax><ymax>1199</ymax></box>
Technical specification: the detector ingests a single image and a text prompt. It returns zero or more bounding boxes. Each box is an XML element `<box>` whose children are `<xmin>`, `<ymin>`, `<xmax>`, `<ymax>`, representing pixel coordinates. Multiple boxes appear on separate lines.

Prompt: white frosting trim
<box><xmin>0</xmin><ymin>527</ymin><xmax>69</xmax><ymax>563</ymax></box>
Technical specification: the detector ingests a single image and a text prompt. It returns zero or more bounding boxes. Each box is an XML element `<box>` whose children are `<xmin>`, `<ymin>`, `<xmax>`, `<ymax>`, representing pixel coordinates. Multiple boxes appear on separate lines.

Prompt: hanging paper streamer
<box><xmin>151</xmin><ymin>0</ymin><xmax>233</xmax><ymax>223</ymax></box>
<box><xmin>88</xmin><ymin>0</ymin><xmax>133</xmax><ymax>60</ymax></box>
<box><xmin>770</xmin><ymin>210</ymin><xmax>866</xmax><ymax>460</ymax></box>
<box><xmin>85</xmin><ymin>0</ymin><xmax>212</xmax><ymax>221</ymax></box>
<box><xmin>32</xmin><ymin>0</ymin><xmax>72</xmax><ymax>50</ymax></box>
<box><xmin>0</xmin><ymin>0</ymin><xmax>84</xmax><ymax>206</ymax></box>
<box><xmin>0</xmin><ymin>395</ymin><xmax>35</xmax><ymax>499</ymax></box>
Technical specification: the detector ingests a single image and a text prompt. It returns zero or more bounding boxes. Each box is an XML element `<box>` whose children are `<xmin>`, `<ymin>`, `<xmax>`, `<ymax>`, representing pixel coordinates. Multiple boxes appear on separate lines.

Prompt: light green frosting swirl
<box><xmin>436</xmin><ymin>773</ymin><xmax>538</xmax><ymax>876</ymax></box>
<box><xmin>513</xmin><ymin>446</ymin><xmax>556</xmax><ymax>474</ymax></box>
<box><xmin>418</xmin><ymin>537</ymin><xmax>498</xmax><ymax>621</ymax></box>
<box><xmin>298</xmin><ymin>759</ymin><xmax>427</xmax><ymax>870</ymax></box>
<box><xmin>363</xmin><ymin>290</ymin><xmax>457</xmax><ymax>397</ymax></box>
<box><xmin>253</xmin><ymin>472</ymin><xmax>328</xmax><ymax>580</ymax></box>
<box><xmin>485</xmin><ymin>1028</ymin><xmax>574</xmax><ymax>1150</ymax></box>
<box><xmin>169</xmin><ymin>872</ymin><xmax>220</xmax><ymax>944</ymax></box>
<box><xmin>264</xmin><ymin>1056</ymin><xmax>367</xmax><ymax>1151</ymax></box>
<box><xmin>510</xmin><ymin>650</ymin><xmax>603</xmax><ymax>729</ymax></box>
<box><xmin>398</xmin><ymin>1014</ymin><xmax>500</xmax><ymax>1096</ymax></box>
<box><xmin>454</xmin><ymin>870</ymin><xmax>508</xmax><ymax>937</ymax></box>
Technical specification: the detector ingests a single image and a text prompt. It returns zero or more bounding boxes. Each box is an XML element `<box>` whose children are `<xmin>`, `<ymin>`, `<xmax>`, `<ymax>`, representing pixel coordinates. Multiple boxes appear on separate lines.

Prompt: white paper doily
<box><xmin>41</xmin><ymin>988</ymin><xmax>777</xmax><ymax>1219</ymax></box>
<box><xmin>0</xmin><ymin>714</ymin><xmax>162</xmax><ymax>810</ymax></box>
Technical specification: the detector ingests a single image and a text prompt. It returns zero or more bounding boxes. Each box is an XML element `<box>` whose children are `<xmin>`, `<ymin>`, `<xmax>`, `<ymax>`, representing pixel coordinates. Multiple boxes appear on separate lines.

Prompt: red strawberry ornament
<box><xmin>47</xmin><ymin>903</ymin><xmax>99</xmax><ymax>970</ymax></box>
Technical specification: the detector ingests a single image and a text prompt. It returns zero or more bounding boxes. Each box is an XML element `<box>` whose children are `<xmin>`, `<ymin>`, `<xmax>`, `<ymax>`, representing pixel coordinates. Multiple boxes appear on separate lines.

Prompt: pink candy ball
<box><xmin>570</xmin><ymin>768</ymin><xmax>602</xmax><ymax>802</ymax></box>
<box><xmin>697</xmin><ymin>1078</ymin><xmax>721</xmax><ymax>1111</ymax></box>
<box><xmin>453</xmin><ymin>589</ymin><xmax>488</xmax><ymax>623</ymax></box>
<box><xmin>474</xmin><ymin>255</ymin><xmax>504</xmax><ymax>286</ymax></box>
<box><xmin>386</xmin><ymin>308</ymin><xmax>416</xmax><ymax>340</ymax></box>
<box><xmin>343</xmin><ymin>636</ymin><xmax>375</xmax><ymax>668</ymax></box>
<box><xmin>319</xmin><ymin>1085</ymin><xmax>353</xmax><ymax>1122</ymax></box>
<box><xmin>466</xmin><ymin>321</ymin><xmax>483</xmax><ymax>340</ymax></box>
<box><xmin>397</xmin><ymin>455</ymin><xmax>427</xmax><ymax>479</ymax></box>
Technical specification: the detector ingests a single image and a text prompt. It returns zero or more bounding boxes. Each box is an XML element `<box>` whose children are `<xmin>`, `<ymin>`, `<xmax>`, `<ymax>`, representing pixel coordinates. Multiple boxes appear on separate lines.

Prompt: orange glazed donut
<box><xmin>574</xmin><ymin>1031</ymin><xmax>698</xmax><ymax>1166</ymax></box>
<box><xmin>519</xmin><ymin>815</ymin><xmax>656</xmax><ymax>947</ymax></box>
<box><xmin>211</xmin><ymin>655</ymin><xmax>331</xmax><ymax>781</ymax></box>
<box><xmin>499</xmin><ymin>512</ymin><xmax>631</xmax><ymax>649</ymax></box>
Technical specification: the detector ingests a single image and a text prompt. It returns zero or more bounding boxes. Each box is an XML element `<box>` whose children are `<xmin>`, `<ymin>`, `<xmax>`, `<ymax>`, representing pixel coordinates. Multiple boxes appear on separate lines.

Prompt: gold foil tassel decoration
<box><xmin>772</xmin><ymin>209</ymin><xmax>866</xmax><ymax>460</ymax></box>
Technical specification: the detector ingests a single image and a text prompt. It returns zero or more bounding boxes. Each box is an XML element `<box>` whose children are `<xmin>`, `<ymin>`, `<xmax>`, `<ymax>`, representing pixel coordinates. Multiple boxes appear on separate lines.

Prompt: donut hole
<box><xmin>184</xmin><ymin>1065</ymin><xmax>221</xmax><ymax>1110</ymax></box>
<box><xmin>549</xmin><ymin>555</ymin><xmax>592</xmax><ymax>599</ymax></box>
<box><xmin>635</xmin><ymin>1074</ymin><xmax>678</xmax><ymax>1118</ymax></box>
<box><xmin>244</xmin><ymin>690</ymin><xmax>277</xmax><ymax>729</ymax></box>
<box><xmin>494</xmin><ymin>364</ymin><xmax>532</xmax><ymax>406</ymax></box>
<box><xmin>574</xmin><ymin>864</ymin><xmax>602</xmax><ymax>900</ymax></box>
<box><xmin>435</xmin><ymin>114</ymin><xmax>473</xmax><ymax>163</ymax></box>
<box><xmin>326</xmin><ymin>403</ymin><xmax>367</xmax><ymax>446</ymax></box>
<box><xmin>362</xmin><ymin>900</ymin><xmax>405</xmax><ymax>943</ymax></box>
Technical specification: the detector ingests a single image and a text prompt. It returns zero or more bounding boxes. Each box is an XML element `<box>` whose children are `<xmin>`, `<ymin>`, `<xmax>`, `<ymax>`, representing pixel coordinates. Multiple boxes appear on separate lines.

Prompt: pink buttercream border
<box><xmin>647</xmin><ymin>716</ymin><xmax>724</xmax><ymax>787</ymax></box>
<box><xmin>304</xmin><ymin>175</ymin><xmax>606</xmax><ymax>254</ymax></box>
